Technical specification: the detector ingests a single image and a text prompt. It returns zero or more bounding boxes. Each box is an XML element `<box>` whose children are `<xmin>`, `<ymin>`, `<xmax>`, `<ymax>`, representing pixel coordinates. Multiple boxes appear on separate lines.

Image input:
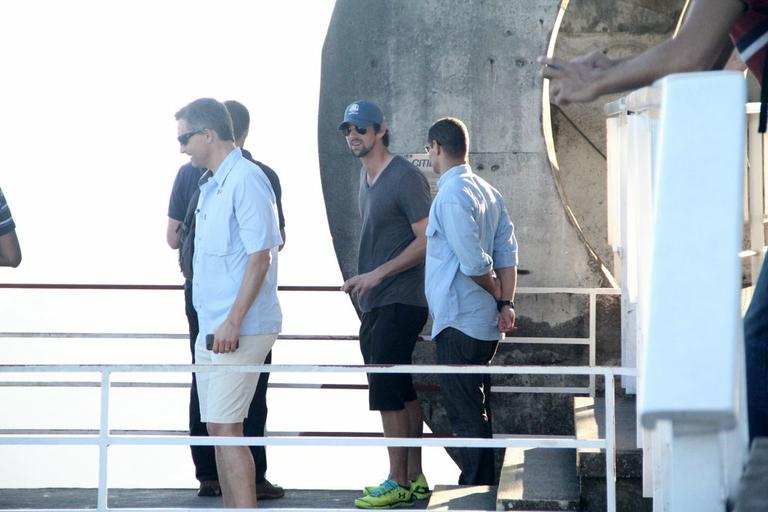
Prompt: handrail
<box><xmin>0</xmin><ymin>285</ymin><xmax>619</xmax><ymax>398</ymax></box>
<box><xmin>0</xmin><ymin>283</ymin><xmax>343</xmax><ymax>291</ymax></box>
<box><xmin>605</xmin><ymin>71</ymin><xmax>749</xmax><ymax>511</ymax></box>
<box><xmin>0</xmin><ymin>362</ymin><xmax>634</xmax><ymax>512</ymax></box>
<box><xmin>0</xmin><ymin>283</ymin><xmax>619</xmax><ymax>294</ymax></box>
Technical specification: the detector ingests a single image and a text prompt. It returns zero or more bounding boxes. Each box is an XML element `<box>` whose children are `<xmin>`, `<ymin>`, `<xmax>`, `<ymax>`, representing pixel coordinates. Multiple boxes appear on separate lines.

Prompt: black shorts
<box><xmin>359</xmin><ymin>303</ymin><xmax>428</xmax><ymax>411</ymax></box>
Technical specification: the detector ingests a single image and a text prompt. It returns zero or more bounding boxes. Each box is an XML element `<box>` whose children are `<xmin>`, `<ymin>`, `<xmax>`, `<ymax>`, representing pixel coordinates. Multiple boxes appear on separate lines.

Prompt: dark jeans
<box><xmin>435</xmin><ymin>327</ymin><xmax>499</xmax><ymax>485</ymax></box>
<box><xmin>185</xmin><ymin>280</ymin><xmax>270</xmax><ymax>483</ymax></box>
<box><xmin>744</xmin><ymin>261</ymin><xmax>768</xmax><ymax>442</ymax></box>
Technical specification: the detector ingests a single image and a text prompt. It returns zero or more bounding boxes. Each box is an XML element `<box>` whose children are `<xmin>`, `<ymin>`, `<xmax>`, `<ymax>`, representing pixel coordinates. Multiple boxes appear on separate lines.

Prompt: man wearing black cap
<box><xmin>339</xmin><ymin>100</ymin><xmax>433</xmax><ymax>509</ymax></box>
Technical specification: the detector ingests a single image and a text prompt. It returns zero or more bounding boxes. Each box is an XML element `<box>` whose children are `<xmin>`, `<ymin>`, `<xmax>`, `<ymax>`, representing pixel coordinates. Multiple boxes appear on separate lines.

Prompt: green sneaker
<box><xmin>409</xmin><ymin>473</ymin><xmax>431</xmax><ymax>500</ymax></box>
<box><xmin>363</xmin><ymin>474</ymin><xmax>430</xmax><ymax>498</ymax></box>
<box><xmin>355</xmin><ymin>479</ymin><xmax>413</xmax><ymax>509</ymax></box>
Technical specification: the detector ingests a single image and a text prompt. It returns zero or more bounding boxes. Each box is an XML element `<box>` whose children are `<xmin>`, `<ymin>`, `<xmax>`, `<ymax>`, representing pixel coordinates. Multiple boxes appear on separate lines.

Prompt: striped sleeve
<box><xmin>0</xmin><ymin>187</ymin><xmax>16</xmax><ymax>236</ymax></box>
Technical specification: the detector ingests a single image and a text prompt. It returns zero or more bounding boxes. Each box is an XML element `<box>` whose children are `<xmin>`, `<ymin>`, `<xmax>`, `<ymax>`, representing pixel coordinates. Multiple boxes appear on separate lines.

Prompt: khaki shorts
<box><xmin>194</xmin><ymin>332</ymin><xmax>277</xmax><ymax>424</ymax></box>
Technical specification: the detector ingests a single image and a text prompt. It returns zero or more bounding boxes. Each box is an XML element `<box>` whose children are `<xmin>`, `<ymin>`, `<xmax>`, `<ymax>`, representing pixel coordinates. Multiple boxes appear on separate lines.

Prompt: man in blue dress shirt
<box><xmin>424</xmin><ymin>117</ymin><xmax>518</xmax><ymax>485</ymax></box>
<box><xmin>175</xmin><ymin>98</ymin><xmax>282</xmax><ymax>508</ymax></box>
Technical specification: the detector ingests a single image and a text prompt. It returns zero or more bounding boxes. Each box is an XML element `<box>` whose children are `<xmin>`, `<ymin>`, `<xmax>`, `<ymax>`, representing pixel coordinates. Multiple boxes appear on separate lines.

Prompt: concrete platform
<box><xmin>736</xmin><ymin>437</ymin><xmax>768</xmax><ymax>512</ymax></box>
<box><xmin>426</xmin><ymin>485</ymin><xmax>496</xmax><ymax>511</ymax></box>
<box><xmin>496</xmin><ymin>447</ymin><xmax>579</xmax><ymax>511</ymax></box>
<box><xmin>574</xmin><ymin>395</ymin><xmax>642</xmax><ymax>478</ymax></box>
<box><xmin>0</xmin><ymin>488</ymin><xmax>429</xmax><ymax>510</ymax></box>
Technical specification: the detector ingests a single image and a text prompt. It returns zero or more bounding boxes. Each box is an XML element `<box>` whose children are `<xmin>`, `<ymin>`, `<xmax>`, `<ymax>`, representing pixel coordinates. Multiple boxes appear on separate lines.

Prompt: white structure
<box><xmin>606</xmin><ymin>71</ymin><xmax>750</xmax><ymax>511</ymax></box>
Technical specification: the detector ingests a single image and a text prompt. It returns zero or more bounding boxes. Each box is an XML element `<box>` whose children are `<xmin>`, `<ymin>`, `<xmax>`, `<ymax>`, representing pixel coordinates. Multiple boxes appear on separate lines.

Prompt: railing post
<box><xmin>637</xmin><ymin>71</ymin><xmax>746</xmax><ymax>512</ymax></box>
<box><xmin>589</xmin><ymin>292</ymin><xmax>597</xmax><ymax>396</ymax></box>
<box><xmin>97</xmin><ymin>370</ymin><xmax>110</xmax><ymax>512</ymax></box>
<box><xmin>605</xmin><ymin>372</ymin><xmax>617</xmax><ymax>512</ymax></box>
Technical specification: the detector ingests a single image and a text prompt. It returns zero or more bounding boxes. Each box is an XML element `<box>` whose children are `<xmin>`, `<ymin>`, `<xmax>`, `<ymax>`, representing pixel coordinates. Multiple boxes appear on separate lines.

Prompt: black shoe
<box><xmin>198</xmin><ymin>480</ymin><xmax>221</xmax><ymax>497</ymax></box>
<box><xmin>256</xmin><ymin>479</ymin><xmax>285</xmax><ymax>499</ymax></box>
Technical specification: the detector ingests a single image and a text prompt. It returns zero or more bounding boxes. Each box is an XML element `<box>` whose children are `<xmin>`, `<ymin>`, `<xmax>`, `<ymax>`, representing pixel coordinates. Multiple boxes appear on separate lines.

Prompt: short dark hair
<box><xmin>175</xmin><ymin>98</ymin><xmax>234</xmax><ymax>142</ymax></box>
<box><xmin>428</xmin><ymin>117</ymin><xmax>468</xmax><ymax>159</ymax></box>
<box><xmin>373</xmin><ymin>123</ymin><xmax>390</xmax><ymax>147</ymax></box>
<box><xmin>224</xmin><ymin>100</ymin><xmax>250</xmax><ymax>141</ymax></box>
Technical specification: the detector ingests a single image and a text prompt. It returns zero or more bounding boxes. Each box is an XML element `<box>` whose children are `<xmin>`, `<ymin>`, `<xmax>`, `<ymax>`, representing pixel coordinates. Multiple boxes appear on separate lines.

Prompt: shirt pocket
<box><xmin>199</xmin><ymin>203</ymin><xmax>236</xmax><ymax>256</ymax></box>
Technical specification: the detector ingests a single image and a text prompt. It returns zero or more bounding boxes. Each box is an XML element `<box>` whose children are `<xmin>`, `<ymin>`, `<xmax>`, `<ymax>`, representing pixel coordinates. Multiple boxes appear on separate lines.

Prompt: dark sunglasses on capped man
<box><xmin>177</xmin><ymin>128</ymin><xmax>206</xmax><ymax>145</ymax></box>
<box><xmin>340</xmin><ymin>124</ymin><xmax>369</xmax><ymax>136</ymax></box>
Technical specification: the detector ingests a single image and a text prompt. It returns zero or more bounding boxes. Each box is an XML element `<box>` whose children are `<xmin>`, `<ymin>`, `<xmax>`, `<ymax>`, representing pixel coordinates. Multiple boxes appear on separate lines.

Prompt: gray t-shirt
<box><xmin>358</xmin><ymin>155</ymin><xmax>432</xmax><ymax>312</ymax></box>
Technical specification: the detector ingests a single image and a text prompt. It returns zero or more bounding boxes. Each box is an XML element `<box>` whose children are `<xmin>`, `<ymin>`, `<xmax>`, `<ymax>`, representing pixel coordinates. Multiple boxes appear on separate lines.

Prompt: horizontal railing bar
<box><xmin>0</xmin><ymin>332</ymin><xmax>359</xmax><ymax>340</ymax></box>
<box><xmin>0</xmin><ymin>363</ymin><xmax>637</xmax><ymax>377</ymax></box>
<box><xmin>0</xmin><ymin>381</ymin><xmax>368</xmax><ymax>389</ymax></box>
<box><xmin>0</xmin><ymin>332</ymin><xmax>593</xmax><ymax>345</ymax></box>
<box><xmin>0</xmin><ymin>284</ymin><xmax>343</xmax><ymax>292</ymax></box>
<box><xmin>516</xmin><ymin>286</ymin><xmax>619</xmax><ymax>294</ymax></box>
<box><xmin>0</xmin><ymin>509</ymin><xmax>95</xmax><ymax>512</ymax></box>
<box><xmin>0</xmin><ymin>381</ymin><xmax>582</xmax><ymax>395</ymax></box>
<box><xmin>503</xmin><ymin>337</ymin><xmax>589</xmax><ymax>345</ymax></box>
<box><xmin>0</xmin><ymin>434</ymin><xmax>607</xmax><ymax>449</ymax></box>
<box><xmin>0</xmin><ymin>283</ymin><xmax>619</xmax><ymax>295</ymax></box>
<box><xmin>0</xmin><ymin>429</ymin><xmax>456</xmax><ymax>438</ymax></box>
<box><xmin>493</xmin><ymin>386</ymin><xmax>589</xmax><ymax>394</ymax></box>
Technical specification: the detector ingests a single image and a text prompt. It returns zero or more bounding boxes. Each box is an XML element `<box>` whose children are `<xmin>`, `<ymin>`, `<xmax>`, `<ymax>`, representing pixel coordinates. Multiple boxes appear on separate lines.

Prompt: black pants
<box><xmin>435</xmin><ymin>327</ymin><xmax>499</xmax><ymax>485</ymax></box>
<box><xmin>185</xmin><ymin>280</ymin><xmax>270</xmax><ymax>483</ymax></box>
<box><xmin>359</xmin><ymin>303</ymin><xmax>427</xmax><ymax>411</ymax></box>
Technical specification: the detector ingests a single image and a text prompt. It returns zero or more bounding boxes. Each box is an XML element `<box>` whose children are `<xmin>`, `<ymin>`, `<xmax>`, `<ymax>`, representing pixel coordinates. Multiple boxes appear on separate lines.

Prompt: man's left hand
<box><xmin>498</xmin><ymin>305</ymin><xmax>516</xmax><ymax>334</ymax></box>
<box><xmin>341</xmin><ymin>270</ymin><xmax>383</xmax><ymax>299</ymax></box>
<box><xmin>212</xmin><ymin>320</ymin><xmax>240</xmax><ymax>354</ymax></box>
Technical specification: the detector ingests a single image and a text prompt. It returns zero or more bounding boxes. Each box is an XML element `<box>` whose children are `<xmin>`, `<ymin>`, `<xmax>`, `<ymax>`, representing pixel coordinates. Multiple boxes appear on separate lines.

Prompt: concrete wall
<box><xmin>318</xmin><ymin>0</ymin><xmax>608</xmax><ymax>290</ymax></box>
<box><xmin>551</xmin><ymin>0</ymin><xmax>685</xmax><ymax>275</ymax></box>
<box><xmin>316</xmin><ymin>0</ymin><xmax>681</xmax><ymax>466</ymax></box>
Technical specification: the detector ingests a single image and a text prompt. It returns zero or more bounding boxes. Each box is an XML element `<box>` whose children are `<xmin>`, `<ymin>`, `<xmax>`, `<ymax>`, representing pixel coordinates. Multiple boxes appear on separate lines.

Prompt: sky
<box><xmin>0</xmin><ymin>0</ymin><xmax>341</xmax><ymax>287</ymax></box>
<box><xmin>0</xmin><ymin>0</ymin><xmax>461</xmax><ymax>490</ymax></box>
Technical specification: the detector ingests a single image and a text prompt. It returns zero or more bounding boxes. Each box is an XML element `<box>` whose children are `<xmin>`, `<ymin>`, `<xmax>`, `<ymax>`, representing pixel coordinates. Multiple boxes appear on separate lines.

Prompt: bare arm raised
<box><xmin>540</xmin><ymin>0</ymin><xmax>744</xmax><ymax>106</ymax></box>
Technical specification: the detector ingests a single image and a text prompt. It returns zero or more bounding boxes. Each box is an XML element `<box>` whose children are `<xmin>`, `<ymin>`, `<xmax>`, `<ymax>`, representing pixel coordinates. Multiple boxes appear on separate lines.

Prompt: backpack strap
<box><xmin>177</xmin><ymin>187</ymin><xmax>201</xmax><ymax>280</ymax></box>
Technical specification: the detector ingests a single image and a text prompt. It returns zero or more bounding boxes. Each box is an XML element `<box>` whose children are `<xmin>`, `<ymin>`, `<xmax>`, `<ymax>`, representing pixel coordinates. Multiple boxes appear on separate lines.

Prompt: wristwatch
<box><xmin>496</xmin><ymin>299</ymin><xmax>514</xmax><ymax>312</ymax></box>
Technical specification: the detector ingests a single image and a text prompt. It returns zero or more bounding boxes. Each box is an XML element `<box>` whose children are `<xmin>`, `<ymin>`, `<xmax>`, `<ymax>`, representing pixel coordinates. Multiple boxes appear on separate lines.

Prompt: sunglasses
<box><xmin>177</xmin><ymin>128</ymin><xmax>206</xmax><ymax>145</ymax></box>
<box><xmin>340</xmin><ymin>124</ymin><xmax>368</xmax><ymax>136</ymax></box>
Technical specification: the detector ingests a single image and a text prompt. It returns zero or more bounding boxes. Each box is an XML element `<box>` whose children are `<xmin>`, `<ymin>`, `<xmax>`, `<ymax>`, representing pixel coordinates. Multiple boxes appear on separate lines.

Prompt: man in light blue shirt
<box><xmin>175</xmin><ymin>98</ymin><xmax>282</xmax><ymax>508</ymax></box>
<box><xmin>424</xmin><ymin>117</ymin><xmax>518</xmax><ymax>485</ymax></box>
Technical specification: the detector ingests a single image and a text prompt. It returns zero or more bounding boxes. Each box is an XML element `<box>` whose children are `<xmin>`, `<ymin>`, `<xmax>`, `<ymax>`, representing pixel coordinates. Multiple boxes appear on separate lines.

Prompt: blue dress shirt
<box><xmin>425</xmin><ymin>164</ymin><xmax>518</xmax><ymax>341</ymax></box>
<box><xmin>192</xmin><ymin>148</ymin><xmax>283</xmax><ymax>337</ymax></box>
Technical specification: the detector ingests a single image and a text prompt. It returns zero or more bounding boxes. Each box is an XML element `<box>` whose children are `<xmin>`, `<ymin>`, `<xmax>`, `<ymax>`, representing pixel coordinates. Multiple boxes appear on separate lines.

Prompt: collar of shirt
<box><xmin>210</xmin><ymin>147</ymin><xmax>243</xmax><ymax>188</ymax></box>
<box><xmin>437</xmin><ymin>163</ymin><xmax>471</xmax><ymax>189</ymax></box>
<box><xmin>197</xmin><ymin>169</ymin><xmax>212</xmax><ymax>187</ymax></box>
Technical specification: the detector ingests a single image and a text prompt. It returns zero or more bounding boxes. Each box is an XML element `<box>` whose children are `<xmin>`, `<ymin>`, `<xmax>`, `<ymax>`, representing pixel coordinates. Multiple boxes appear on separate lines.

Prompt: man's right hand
<box><xmin>341</xmin><ymin>270</ymin><xmax>383</xmax><ymax>299</ymax></box>
<box><xmin>212</xmin><ymin>320</ymin><xmax>240</xmax><ymax>354</ymax></box>
<box><xmin>498</xmin><ymin>305</ymin><xmax>516</xmax><ymax>334</ymax></box>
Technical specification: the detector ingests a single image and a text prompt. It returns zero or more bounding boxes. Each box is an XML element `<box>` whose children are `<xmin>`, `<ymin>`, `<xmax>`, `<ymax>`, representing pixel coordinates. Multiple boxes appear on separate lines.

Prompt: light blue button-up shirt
<box><xmin>425</xmin><ymin>164</ymin><xmax>518</xmax><ymax>341</ymax></box>
<box><xmin>192</xmin><ymin>148</ymin><xmax>283</xmax><ymax>338</ymax></box>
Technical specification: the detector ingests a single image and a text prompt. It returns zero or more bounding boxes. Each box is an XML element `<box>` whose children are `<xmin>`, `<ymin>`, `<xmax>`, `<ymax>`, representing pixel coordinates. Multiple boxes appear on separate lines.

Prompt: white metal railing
<box><xmin>0</xmin><ymin>362</ymin><xmax>635</xmax><ymax>512</ymax></box>
<box><xmin>605</xmin><ymin>71</ymin><xmax>750</xmax><ymax>511</ymax></box>
<box><xmin>0</xmin><ymin>285</ymin><xmax>622</xmax><ymax>511</ymax></box>
<box><xmin>0</xmin><ymin>286</ymin><xmax>619</xmax><ymax>397</ymax></box>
